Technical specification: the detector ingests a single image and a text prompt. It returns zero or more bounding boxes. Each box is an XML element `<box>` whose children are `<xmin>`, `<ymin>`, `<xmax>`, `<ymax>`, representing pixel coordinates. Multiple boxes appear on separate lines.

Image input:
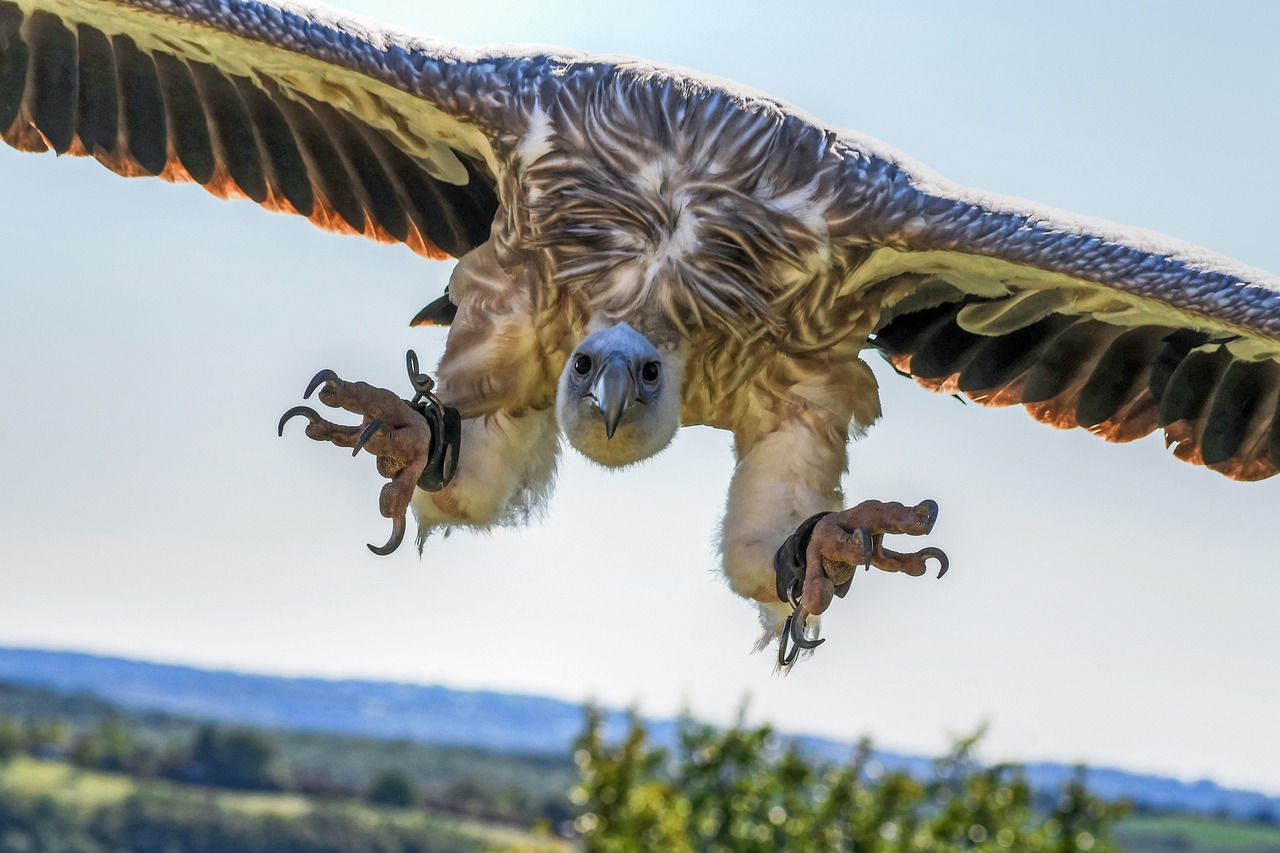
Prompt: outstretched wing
<box><xmin>827</xmin><ymin>134</ymin><xmax>1280</xmax><ymax>481</ymax></box>
<box><xmin>0</xmin><ymin>0</ymin><xmax>531</xmax><ymax>259</ymax></box>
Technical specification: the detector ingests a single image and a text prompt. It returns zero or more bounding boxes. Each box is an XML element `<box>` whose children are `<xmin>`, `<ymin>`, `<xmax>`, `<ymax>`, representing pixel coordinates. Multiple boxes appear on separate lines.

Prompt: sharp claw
<box><xmin>919</xmin><ymin>546</ymin><xmax>949</xmax><ymax>578</ymax></box>
<box><xmin>278</xmin><ymin>406</ymin><xmax>321</xmax><ymax>437</ymax></box>
<box><xmin>778</xmin><ymin>614</ymin><xmax>801</xmax><ymax>669</ymax></box>
<box><xmin>305</xmin><ymin>369</ymin><xmax>339</xmax><ymax>400</ymax></box>
<box><xmin>789</xmin><ymin>604</ymin><xmax>825</xmax><ymax>651</ymax></box>
<box><xmin>915</xmin><ymin>499</ymin><xmax>940</xmax><ymax>534</ymax></box>
<box><xmin>353</xmin><ymin>419</ymin><xmax>386</xmax><ymax>457</ymax></box>
<box><xmin>855</xmin><ymin>526</ymin><xmax>873</xmax><ymax>572</ymax></box>
<box><xmin>367</xmin><ymin>515</ymin><xmax>406</xmax><ymax>556</ymax></box>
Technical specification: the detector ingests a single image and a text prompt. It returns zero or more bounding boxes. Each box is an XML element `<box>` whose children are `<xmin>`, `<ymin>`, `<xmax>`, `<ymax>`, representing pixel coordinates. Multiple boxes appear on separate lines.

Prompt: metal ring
<box><xmin>405</xmin><ymin>349</ymin><xmax>435</xmax><ymax>400</ymax></box>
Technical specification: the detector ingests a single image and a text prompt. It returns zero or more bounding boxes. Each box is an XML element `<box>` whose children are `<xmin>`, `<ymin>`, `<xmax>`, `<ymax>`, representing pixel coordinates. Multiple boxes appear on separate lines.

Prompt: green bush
<box><xmin>567</xmin><ymin>709</ymin><xmax>1126</xmax><ymax>853</ymax></box>
<box><xmin>367</xmin><ymin>768</ymin><xmax>417</xmax><ymax>807</ymax></box>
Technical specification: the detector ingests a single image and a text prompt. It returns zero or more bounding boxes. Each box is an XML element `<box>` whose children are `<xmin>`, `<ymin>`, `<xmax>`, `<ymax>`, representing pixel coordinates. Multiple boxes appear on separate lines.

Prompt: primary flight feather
<box><xmin>4</xmin><ymin>0</ymin><xmax>1278</xmax><ymax>664</ymax></box>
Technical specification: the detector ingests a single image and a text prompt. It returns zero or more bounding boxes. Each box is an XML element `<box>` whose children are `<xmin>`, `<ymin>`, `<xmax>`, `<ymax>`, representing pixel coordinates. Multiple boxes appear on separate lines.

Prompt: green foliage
<box><xmin>567</xmin><ymin>709</ymin><xmax>1127</xmax><ymax>853</ymax></box>
<box><xmin>368</xmin><ymin>768</ymin><xmax>417</xmax><ymax>807</ymax></box>
<box><xmin>10</xmin><ymin>680</ymin><xmax>1274</xmax><ymax>853</ymax></box>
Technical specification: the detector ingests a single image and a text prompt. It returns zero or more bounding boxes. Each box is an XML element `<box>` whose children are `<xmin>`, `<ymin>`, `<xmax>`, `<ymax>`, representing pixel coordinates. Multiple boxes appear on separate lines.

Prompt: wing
<box><xmin>0</xmin><ymin>0</ymin><xmax>536</xmax><ymax>259</ymax></box>
<box><xmin>823</xmin><ymin>133</ymin><xmax>1280</xmax><ymax>482</ymax></box>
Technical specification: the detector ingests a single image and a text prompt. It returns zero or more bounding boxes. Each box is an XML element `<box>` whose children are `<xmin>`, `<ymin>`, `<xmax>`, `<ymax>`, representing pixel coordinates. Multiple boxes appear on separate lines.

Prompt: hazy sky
<box><xmin>2</xmin><ymin>1</ymin><xmax>1278</xmax><ymax>794</ymax></box>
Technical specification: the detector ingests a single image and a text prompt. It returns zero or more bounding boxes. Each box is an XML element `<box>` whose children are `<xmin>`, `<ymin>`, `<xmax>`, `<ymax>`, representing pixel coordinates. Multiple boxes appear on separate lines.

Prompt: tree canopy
<box><xmin>556</xmin><ymin>709</ymin><xmax>1124</xmax><ymax>853</ymax></box>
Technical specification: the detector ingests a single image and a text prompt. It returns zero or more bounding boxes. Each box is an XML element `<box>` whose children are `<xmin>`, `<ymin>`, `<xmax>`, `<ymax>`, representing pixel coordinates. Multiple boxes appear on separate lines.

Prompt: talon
<box><xmin>920</xmin><ymin>546</ymin><xmax>949</xmax><ymax>578</ymax></box>
<box><xmin>778</xmin><ymin>614</ymin><xmax>801</xmax><ymax>668</ymax></box>
<box><xmin>855</xmin><ymin>526</ymin><xmax>873</xmax><ymax>571</ymax></box>
<box><xmin>914</xmin><ymin>499</ymin><xmax>939</xmax><ymax>534</ymax></box>
<box><xmin>304</xmin><ymin>369</ymin><xmax>339</xmax><ymax>400</ymax></box>
<box><xmin>367</xmin><ymin>515</ymin><xmax>406</xmax><ymax>556</ymax></box>
<box><xmin>353</xmin><ymin>419</ymin><xmax>386</xmax><ymax>457</ymax></box>
<box><xmin>278</xmin><ymin>406</ymin><xmax>321</xmax><ymax>437</ymax></box>
<box><xmin>789</xmin><ymin>604</ymin><xmax>825</xmax><ymax>651</ymax></box>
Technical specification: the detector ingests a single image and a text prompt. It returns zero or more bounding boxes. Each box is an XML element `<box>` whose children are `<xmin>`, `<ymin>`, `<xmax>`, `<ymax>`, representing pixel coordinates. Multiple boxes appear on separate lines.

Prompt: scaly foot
<box><xmin>774</xmin><ymin>499</ymin><xmax>948</xmax><ymax>667</ymax></box>
<box><xmin>277</xmin><ymin>352</ymin><xmax>458</xmax><ymax>555</ymax></box>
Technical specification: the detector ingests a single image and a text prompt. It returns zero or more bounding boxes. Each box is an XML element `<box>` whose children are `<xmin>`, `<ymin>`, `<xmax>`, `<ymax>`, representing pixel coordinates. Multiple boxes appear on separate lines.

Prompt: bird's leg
<box><xmin>278</xmin><ymin>364</ymin><xmax>439</xmax><ymax>555</ymax></box>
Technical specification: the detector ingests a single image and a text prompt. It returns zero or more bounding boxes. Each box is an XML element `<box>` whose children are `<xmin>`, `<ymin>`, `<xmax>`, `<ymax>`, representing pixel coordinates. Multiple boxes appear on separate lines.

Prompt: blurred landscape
<box><xmin>0</xmin><ymin>646</ymin><xmax>1277</xmax><ymax>852</ymax></box>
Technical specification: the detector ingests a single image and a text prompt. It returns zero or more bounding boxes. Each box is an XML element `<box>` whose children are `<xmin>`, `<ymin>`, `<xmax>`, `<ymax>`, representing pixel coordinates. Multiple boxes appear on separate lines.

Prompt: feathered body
<box><xmin>417</xmin><ymin>76</ymin><xmax>883</xmax><ymax>635</ymax></box>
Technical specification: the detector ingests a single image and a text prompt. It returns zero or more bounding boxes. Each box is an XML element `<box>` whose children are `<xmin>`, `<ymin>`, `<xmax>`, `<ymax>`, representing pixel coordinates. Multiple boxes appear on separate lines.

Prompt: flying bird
<box><xmin>4</xmin><ymin>0</ymin><xmax>1279</xmax><ymax>667</ymax></box>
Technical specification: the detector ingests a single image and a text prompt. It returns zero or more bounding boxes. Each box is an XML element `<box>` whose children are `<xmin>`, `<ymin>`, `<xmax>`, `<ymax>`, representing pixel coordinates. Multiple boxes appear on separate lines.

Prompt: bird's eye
<box><xmin>641</xmin><ymin>361</ymin><xmax>660</xmax><ymax>383</ymax></box>
<box><xmin>573</xmin><ymin>354</ymin><xmax>592</xmax><ymax>376</ymax></box>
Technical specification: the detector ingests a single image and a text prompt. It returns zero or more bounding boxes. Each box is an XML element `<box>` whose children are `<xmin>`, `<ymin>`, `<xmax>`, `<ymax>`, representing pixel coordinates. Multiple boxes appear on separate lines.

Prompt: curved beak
<box><xmin>592</xmin><ymin>356</ymin><xmax>635</xmax><ymax>440</ymax></box>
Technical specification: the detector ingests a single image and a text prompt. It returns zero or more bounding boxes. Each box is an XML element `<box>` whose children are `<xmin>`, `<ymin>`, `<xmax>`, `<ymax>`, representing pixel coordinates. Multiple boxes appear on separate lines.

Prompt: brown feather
<box><xmin>1087</xmin><ymin>391</ymin><xmax>1159</xmax><ymax>444</ymax></box>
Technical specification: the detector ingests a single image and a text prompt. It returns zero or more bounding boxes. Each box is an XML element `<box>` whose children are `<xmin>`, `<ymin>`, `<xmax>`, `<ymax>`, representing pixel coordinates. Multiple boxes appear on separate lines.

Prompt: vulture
<box><xmin>4</xmin><ymin>0</ymin><xmax>1279</xmax><ymax>667</ymax></box>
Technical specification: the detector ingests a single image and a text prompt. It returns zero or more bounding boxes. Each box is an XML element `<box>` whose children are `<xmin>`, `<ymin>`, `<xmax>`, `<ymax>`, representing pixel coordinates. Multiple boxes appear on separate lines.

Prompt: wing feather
<box><xmin>114</xmin><ymin>33</ymin><xmax>167</xmax><ymax>174</ymax></box>
<box><xmin>0</xmin><ymin>0</ymin><xmax>508</xmax><ymax>258</ymax></box>
<box><xmin>25</xmin><ymin>10</ymin><xmax>74</xmax><ymax>153</ymax></box>
<box><xmin>865</xmin><ymin>255</ymin><xmax>1280</xmax><ymax>481</ymax></box>
<box><xmin>0</xmin><ymin>5</ymin><xmax>25</xmax><ymax>133</ymax></box>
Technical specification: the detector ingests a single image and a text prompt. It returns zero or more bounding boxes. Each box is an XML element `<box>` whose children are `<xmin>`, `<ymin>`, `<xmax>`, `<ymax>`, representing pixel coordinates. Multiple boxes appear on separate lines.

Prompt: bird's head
<box><xmin>556</xmin><ymin>323</ymin><xmax>682</xmax><ymax>468</ymax></box>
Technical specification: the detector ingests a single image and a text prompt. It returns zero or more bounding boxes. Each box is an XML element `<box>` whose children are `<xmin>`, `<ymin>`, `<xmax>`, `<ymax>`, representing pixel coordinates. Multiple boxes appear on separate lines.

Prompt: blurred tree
<box><xmin>188</xmin><ymin>724</ymin><xmax>279</xmax><ymax>790</ymax></box>
<box><xmin>94</xmin><ymin>715</ymin><xmax>135</xmax><ymax>772</ymax></box>
<box><xmin>562</xmin><ymin>709</ymin><xmax>1126</xmax><ymax>853</ymax></box>
<box><xmin>68</xmin><ymin>732</ymin><xmax>100</xmax><ymax>769</ymax></box>
<box><xmin>24</xmin><ymin>717</ymin><xmax>68</xmax><ymax>758</ymax></box>
<box><xmin>68</xmin><ymin>715</ymin><xmax>138</xmax><ymax>772</ymax></box>
<box><xmin>367</xmin><ymin>768</ymin><xmax>416</xmax><ymax>807</ymax></box>
<box><xmin>0</xmin><ymin>716</ymin><xmax>20</xmax><ymax>762</ymax></box>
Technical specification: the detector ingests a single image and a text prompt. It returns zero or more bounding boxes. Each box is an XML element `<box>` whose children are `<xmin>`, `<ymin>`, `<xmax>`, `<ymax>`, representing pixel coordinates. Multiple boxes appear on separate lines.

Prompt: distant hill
<box><xmin>0</xmin><ymin>645</ymin><xmax>1275</xmax><ymax>822</ymax></box>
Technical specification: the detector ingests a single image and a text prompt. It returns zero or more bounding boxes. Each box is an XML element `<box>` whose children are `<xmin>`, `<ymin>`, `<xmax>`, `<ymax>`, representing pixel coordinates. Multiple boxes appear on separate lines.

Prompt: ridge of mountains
<box><xmin>0</xmin><ymin>645</ymin><xmax>1275</xmax><ymax>822</ymax></box>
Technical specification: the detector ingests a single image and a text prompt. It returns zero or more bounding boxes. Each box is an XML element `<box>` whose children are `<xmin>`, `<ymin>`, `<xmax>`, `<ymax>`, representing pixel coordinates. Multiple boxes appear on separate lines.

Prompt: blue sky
<box><xmin>1</xmin><ymin>1</ymin><xmax>1278</xmax><ymax>793</ymax></box>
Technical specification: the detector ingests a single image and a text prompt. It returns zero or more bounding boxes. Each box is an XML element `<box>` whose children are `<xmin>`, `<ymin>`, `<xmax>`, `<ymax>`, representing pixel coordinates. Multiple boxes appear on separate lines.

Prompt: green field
<box><xmin>0</xmin><ymin>756</ymin><xmax>569</xmax><ymax>853</ymax></box>
<box><xmin>1113</xmin><ymin>813</ymin><xmax>1280</xmax><ymax>853</ymax></box>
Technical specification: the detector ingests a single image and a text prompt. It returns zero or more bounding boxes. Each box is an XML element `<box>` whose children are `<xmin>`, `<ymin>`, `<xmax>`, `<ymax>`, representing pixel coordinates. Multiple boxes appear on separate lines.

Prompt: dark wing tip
<box><xmin>878</xmin><ymin>297</ymin><xmax>1280</xmax><ymax>483</ymax></box>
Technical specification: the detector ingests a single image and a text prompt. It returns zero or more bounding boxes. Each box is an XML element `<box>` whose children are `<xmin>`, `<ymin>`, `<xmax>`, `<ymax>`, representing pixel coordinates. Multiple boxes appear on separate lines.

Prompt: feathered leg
<box><xmin>719</xmin><ymin>347</ymin><xmax>947</xmax><ymax>666</ymax></box>
<box><xmin>409</xmin><ymin>407</ymin><xmax>558</xmax><ymax>539</ymax></box>
<box><xmin>411</xmin><ymin>242</ymin><xmax>562</xmax><ymax>538</ymax></box>
<box><xmin>721</xmin><ymin>415</ymin><xmax>848</xmax><ymax>638</ymax></box>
